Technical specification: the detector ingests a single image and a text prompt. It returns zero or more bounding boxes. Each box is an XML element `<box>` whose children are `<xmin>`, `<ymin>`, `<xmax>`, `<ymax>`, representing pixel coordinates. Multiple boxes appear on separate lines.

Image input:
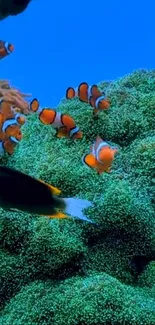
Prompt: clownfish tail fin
<box><xmin>29</xmin><ymin>98</ymin><xmax>40</xmax><ymax>112</ymax></box>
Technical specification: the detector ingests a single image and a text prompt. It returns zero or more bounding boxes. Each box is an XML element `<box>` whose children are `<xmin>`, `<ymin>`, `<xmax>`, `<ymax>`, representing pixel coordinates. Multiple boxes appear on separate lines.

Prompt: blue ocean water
<box><xmin>0</xmin><ymin>0</ymin><xmax>154</xmax><ymax>107</ymax></box>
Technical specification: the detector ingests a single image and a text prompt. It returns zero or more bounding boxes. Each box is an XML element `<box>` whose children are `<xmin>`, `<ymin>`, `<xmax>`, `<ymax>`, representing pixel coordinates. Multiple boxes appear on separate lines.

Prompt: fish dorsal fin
<box><xmin>39</xmin><ymin>179</ymin><xmax>61</xmax><ymax>196</ymax></box>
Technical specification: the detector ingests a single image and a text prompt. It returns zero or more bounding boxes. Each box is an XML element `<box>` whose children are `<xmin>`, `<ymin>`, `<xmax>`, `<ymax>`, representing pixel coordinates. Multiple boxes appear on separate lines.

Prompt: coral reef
<box><xmin>0</xmin><ymin>69</ymin><xmax>155</xmax><ymax>324</ymax></box>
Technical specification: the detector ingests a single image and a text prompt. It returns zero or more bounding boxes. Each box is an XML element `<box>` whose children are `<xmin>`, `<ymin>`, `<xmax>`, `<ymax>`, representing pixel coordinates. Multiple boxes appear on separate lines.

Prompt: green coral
<box><xmin>0</xmin><ymin>69</ymin><xmax>155</xmax><ymax>324</ymax></box>
<box><xmin>138</xmin><ymin>261</ymin><xmax>155</xmax><ymax>288</ymax></box>
<box><xmin>1</xmin><ymin>274</ymin><xmax>155</xmax><ymax>325</ymax></box>
<box><xmin>0</xmin><ymin>249</ymin><xmax>31</xmax><ymax>309</ymax></box>
<box><xmin>24</xmin><ymin>218</ymin><xmax>86</xmax><ymax>278</ymax></box>
<box><xmin>0</xmin><ymin>212</ymin><xmax>33</xmax><ymax>253</ymax></box>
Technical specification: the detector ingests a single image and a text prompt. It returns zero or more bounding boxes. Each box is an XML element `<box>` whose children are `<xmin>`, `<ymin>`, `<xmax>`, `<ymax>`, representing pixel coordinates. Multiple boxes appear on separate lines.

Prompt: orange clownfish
<box><xmin>30</xmin><ymin>99</ymin><xmax>83</xmax><ymax>139</ymax></box>
<box><xmin>0</xmin><ymin>41</ymin><xmax>14</xmax><ymax>60</ymax></box>
<box><xmin>0</xmin><ymin>137</ymin><xmax>19</xmax><ymax>156</ymax></box>
<box><xmin>82</xmin><ymin>136</ymin><xmax>118</xmax><ymax>174</ymax></box>
<box><xmin>2</xmin><ymin>116</ymin><xmax>23</xmax><ymax>141</ymax></box>
<box><xmin>66</xmin><ymin>82</ymin><xmax>110</xmax><ymax>115</ymax></box>
<box><xmin>66</xmin><ymin>82</ymin><xmax>98</xmax><ymax>103</ymax></box>
<box><xmin>88</xmin><ymin>89</ymin><xmax>110</xmax><ymax>115</ymax></box>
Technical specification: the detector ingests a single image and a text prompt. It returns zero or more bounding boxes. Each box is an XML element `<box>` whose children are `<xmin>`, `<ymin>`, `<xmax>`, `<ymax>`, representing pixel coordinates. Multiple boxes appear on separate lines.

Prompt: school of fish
<box><xmin>0</xmin><ymin>39</ymin><xmax>118</xmax><ymax>224</ymax></box>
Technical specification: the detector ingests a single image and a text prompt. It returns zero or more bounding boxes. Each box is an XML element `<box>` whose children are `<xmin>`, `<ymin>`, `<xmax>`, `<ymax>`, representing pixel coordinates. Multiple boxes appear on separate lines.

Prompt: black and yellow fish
<box><xmin>0</xmin><ymin>166</ymin><xmax>95</xmax><ymax>224</ymax></box>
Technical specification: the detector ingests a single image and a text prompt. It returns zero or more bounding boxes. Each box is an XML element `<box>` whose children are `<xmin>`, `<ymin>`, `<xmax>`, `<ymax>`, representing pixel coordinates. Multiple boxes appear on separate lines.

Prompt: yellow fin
<box><xmin>47</xmin><ymin>211</ymin><xmax>69</xmax><ymax>219</ymax></box>
<box><xmin>47</xmin><ymin>184</ymin><xmax>61</xmax><ymax>195</ymax></box>
<box><xmin>39</xmin><ymin>179</ymin><xmax>61</xmax><ymax>195</ymax></box>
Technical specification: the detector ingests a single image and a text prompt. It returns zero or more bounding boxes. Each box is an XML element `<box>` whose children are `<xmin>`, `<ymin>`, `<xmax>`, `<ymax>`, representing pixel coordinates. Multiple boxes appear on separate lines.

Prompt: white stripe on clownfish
<box><xmin>94</xmin><ymin>95</ymin><xmax>106</xmax><ymax>109</ymax></box>
<box><xmin>69</xmin><ymin>126</ymin><xmax>80</xmax><ymax>138</ymax></box>
<box><xmin>4</xmin><ymin>42</ymin><xmax>11</xmax><ymax>54</ymax></box>
<box><xmin>2</xmin><ymin>113</ymin><xmax>24</xmax><ymax>132</ymax></box>
<box><xmin>87</xmin><ymin>86</ymin><xmax>93</xmax><ymax>101</ymax></box>
<box><xmin>9</xmin><ymin>136</ymin><xmax>19</xmax><ymax>143</ymax></box>
<box><xmin>2</xmin><ymin>118</ymin><xmax>18</xmax><ymax>132</ymax></box>
<box><xmin>92</xmin><ymin>139</ymin><xmax>109</xmax><ymax>163</ymax></box>
<box><xmin>96</xmin><ymin>141</ymin><xmax>109</xmax><ymax>164</ymax></box>
<box><xmin>51</xmin><ymin>112</ymin><xmax>63</xmax><ymax>128</ymax></box>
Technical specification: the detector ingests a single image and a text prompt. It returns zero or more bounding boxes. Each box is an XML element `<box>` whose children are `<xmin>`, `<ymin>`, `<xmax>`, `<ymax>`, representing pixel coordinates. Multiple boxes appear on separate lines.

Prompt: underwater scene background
<box><xmin>0</xmin><ymin>0</ymin><xmax>155</xmax><ymax>324</ymax></box>
<box><xmin>0</xmin><ymin>68</ymin><xmax>155</xmax><ymax>324</ymax></box>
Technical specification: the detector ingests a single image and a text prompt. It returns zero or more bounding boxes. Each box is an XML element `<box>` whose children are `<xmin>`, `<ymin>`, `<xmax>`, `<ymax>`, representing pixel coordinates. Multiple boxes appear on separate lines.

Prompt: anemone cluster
<box><xmin>0</xmin><ymin>69</ymin><xmax>155</xmax><ymax>324</ymax></box>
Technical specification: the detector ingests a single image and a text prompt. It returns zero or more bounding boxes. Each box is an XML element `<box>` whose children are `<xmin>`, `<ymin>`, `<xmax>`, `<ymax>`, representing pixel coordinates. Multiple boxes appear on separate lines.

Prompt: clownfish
<box><xmin>0</xmin><ymin>101</ymin><xmax>26</xmax><ymax>125</ymax></box>
<box><xmin>0</xmin><ymin>40</ymin><xmax>14</xmax><ymax>59</ymax></box>
<box><xmin>30</xmin><ymin>99</ymin><xmax>82</xmax><ymax>139</ymax></box>
<box><xmin>2</xmin><ymin>113</ymin><xmax>26</xmax><ymax>130</ymax></box>
<box><xmin>0</xmin><ymin>137</ymin><xmax>19</xmax><ymax>156</ymax></box>
<box><xmin>82</xmin><ymin>136</ymin><xmax>118</xmax><ymax>174</ymax></box>
<box><xmin>89</xmin><ymin>90</ymin><xmax>110</xmax><ymax>116</ymax></box>
<box><xmin>66</xmin><ymin>82</ymin><xmax>99</xmax><ymax>103</ymax></box>
<box><xmin>2</xmin><ymin>115</ymin><xmax>24</xmax><ymax>140</ymax></box>
<box><xmin>0</xmin><ymin>165</ymin><xmax>96</xmax><ymax>224</ymax></box>
<box><xmin>66</xmin><ymin>82</ymin><xmax>110</xmax><ymax>115</ymax></box>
